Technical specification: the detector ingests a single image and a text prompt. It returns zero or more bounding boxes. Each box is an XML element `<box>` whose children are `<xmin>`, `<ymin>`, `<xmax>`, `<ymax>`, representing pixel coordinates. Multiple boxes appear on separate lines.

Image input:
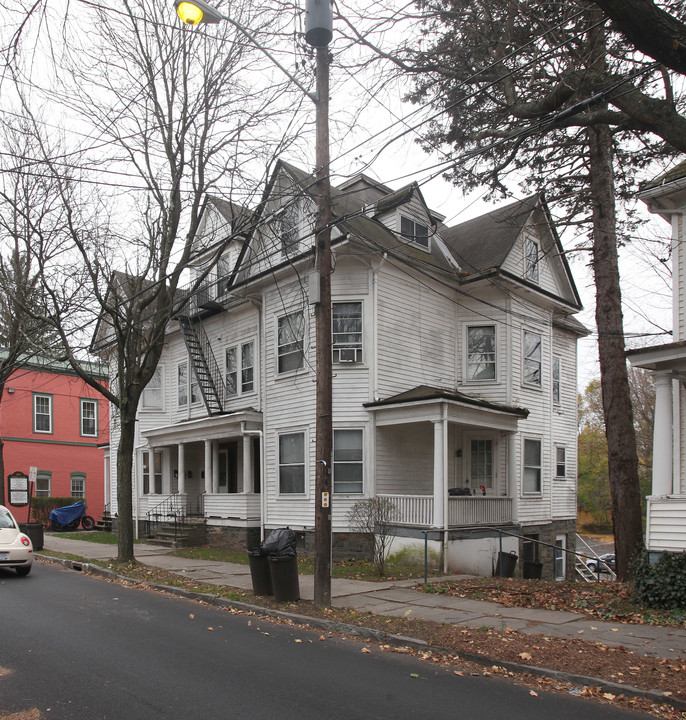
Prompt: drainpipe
<box><xmin>371</xmin><ymin>253</ymin><xmax>387</xmax><ymax>402</ymax></box>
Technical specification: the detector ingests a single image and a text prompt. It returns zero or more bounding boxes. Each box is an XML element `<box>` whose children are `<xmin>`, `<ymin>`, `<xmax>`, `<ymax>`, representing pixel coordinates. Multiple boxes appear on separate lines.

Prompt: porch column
<box><xmin>204</xmin><ymin>440</ymin><xmax>212</xmax><ymax>494</ymax></box>
<box><xmin>242</xmin><ymin>434</ymin><xmax>252</xmax><ymax>493</ymax></box>
<box><xmin>652</xmin><ymin>371</ymin><xmax>673</xmax><ymax>496</ymax></box>
<box><xmin>178</xmin><ymin>443</ymin><xmax>186</xmax><ymax>494</ymax></box>
<box><xmin>212</xmin><ymin>441</ymin><xmax>220</xmax><ymax>494</ymax></box>
<box><xmin>432</xmin><ymin>416</ymin><xmax>447</xmax><ymax>528</ymax></box>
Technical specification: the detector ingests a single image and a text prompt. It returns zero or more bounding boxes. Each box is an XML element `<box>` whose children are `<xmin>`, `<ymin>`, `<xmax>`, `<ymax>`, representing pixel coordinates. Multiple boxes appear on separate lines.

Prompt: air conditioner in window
<box><xmin>337</xmin><ymin>347</ymin><xmax>358</xmax><ymax>363</ymax></box>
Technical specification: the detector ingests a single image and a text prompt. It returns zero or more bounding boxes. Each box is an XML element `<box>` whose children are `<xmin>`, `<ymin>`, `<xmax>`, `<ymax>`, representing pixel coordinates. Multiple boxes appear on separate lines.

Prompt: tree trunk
<box><xmin>588</xmin><ymin>123</ymin><xmax>644</xmax><ymax>580</ymax></box>
<box><xmin>117</xmin><ymin>409</ymin><xmax>137</xmax><ymax>563</ymax></box>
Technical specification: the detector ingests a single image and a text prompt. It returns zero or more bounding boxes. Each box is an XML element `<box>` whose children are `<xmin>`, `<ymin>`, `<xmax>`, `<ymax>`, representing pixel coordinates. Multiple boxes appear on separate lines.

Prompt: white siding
<box><xmin>647</xmin><ymin>498</ymin><xmax>686</xmax><ymax>551</ymax></box>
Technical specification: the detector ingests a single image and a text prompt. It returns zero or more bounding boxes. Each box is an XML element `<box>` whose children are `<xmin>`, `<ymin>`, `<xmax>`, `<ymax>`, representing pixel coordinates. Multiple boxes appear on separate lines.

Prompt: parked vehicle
<box><xmin>49</xmin><ymin>501</ymin><xmax>95</xmax><ymax>531</ymax></box>
<box><xmin>0</xmin><ymin>505</ymin><xmax>34</xmax><ymax>576</ymax></box>
<box><xmin>586</xmin><ymin>553</ymin><xmax>616</xmax><ymax>574</ymax></box>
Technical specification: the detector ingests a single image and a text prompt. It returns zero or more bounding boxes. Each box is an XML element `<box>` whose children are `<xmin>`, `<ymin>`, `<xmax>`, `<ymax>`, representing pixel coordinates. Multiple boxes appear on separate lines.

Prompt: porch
<box><xmin>378</xmin><ymin>493</ymin><xmax>513</xmax><ymax>527</ymax></box>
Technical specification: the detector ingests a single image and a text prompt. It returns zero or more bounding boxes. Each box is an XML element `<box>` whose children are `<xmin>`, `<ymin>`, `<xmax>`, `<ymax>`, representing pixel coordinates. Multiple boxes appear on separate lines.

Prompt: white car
<box><xmin>0</xmin><ymin>505</ymin><xmax>34</xmax><ymax>576</ymax></box>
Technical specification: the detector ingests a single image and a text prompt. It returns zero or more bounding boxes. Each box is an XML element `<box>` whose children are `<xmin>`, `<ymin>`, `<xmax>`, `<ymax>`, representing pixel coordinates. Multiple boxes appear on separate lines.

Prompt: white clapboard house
<box><xmin>629</xmin><ymin>163</ymin><xmax>686</xmax><ymax>558</ymax></box>
<box><xmin>104</xmin><ymin>160</ymin><xmax>587</xmax><ymax>577</ymax></box>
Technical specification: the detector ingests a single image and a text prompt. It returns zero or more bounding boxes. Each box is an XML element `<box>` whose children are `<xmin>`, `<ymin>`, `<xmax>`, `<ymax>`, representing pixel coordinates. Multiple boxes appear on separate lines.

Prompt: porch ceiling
<box><xmin>142</xmin><ymin>409</ymin><xmax>262</xmax><ymax>447</ymax></box>
<box><xmin>364</xmin><ymin>385</ymin><xmax>527</xmax><ymax>431</ymax></box>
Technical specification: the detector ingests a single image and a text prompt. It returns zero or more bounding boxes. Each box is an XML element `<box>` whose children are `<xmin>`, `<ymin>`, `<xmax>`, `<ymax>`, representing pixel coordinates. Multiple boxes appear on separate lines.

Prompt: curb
<box><xmin>36</xmin><ymin>554</ymin><xmax>685</xmax><ymax>712</ymax></box>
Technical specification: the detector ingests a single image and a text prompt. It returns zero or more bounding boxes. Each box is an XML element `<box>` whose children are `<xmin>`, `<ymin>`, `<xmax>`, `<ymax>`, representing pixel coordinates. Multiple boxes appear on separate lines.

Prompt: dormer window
<box><xmin>400</xmin><ymin>215</ymin><xmax>430</xmax><ymax>248</ymax></box>
<box><xmin>525</xmin><ymin>236</ymin><xmax>539</xmax><ymax>283</ymax></box>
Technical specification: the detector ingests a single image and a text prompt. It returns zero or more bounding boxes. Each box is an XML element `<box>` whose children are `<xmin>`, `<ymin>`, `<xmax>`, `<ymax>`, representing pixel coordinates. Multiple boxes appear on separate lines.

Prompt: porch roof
<box><xmin>628</xmin><ymin>341</ymin><xmax>686</xmax><ymax>379</ymax></box>
<box><xmin>364</xmin><ymin>385</ymin><xmax>528</xmax><ymax>431</ymax></box>
<box><xmin>141</xmin><ymin>409</ymin><xmax>262</xmax><ymax>447</ymax></box>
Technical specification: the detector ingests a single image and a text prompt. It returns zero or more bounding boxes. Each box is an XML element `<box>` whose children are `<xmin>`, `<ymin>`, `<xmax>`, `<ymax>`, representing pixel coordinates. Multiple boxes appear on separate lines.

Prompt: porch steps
<box><xmin>575</xmin><ymin>559</ymin><xmax>600</xmax><ymax>583</ymax></box>
<box><xmin>178</xmin><ymin>315</ymin><xmax>224</xmax><ymax>415</ymax></box>
<box><xmin>95</xmin><ymin>512</ymin><xmax>112</xmax><ymax>533</ymax></box>
<box><xmin>145</xmin><ymin>519</ymin><xmax>207</xmax><ymax>549</ymax></box>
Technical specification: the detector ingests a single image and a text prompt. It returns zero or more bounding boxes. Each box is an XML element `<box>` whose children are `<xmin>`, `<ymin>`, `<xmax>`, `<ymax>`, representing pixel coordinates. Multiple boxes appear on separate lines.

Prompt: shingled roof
<box><xmin>441</xmin><ymin>194</ymin><xmax>541</xmax><ymax>275</ymax></box>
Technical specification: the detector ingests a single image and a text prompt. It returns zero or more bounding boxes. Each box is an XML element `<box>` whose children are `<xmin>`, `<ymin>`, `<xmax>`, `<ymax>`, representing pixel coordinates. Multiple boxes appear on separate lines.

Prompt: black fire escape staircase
<box><xmin>178</xmin><ymin>315</ymin><xmax>224</xmax><ymax>415</ymax></box>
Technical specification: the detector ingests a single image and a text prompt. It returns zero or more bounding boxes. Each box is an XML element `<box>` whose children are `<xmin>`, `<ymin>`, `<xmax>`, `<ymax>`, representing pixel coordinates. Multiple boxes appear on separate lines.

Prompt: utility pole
<box><xmin>308</xmin><ymin>4</ymin><xmax>333</xmax><ymax>609</ymax></box>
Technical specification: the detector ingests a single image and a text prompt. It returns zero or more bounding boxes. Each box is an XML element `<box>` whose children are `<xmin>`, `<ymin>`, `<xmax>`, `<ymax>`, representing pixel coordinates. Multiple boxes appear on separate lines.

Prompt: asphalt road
<box><xmin>1</xmin><ymin>563</ymin><xmax>652</xmax><ymax>720</ymax></box>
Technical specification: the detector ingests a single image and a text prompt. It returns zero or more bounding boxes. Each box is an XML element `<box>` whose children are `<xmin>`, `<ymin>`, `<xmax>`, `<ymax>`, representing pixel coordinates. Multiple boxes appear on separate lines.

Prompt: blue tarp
<box><xmin>49</xmin><ymin>501</ymin><xmax>86</xmax><ymax>526</ymax></box>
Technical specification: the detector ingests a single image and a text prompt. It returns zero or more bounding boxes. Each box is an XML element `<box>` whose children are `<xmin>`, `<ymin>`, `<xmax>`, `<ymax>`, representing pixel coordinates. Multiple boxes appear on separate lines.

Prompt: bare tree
<box><xmin>4</xmin><ymin>0</ymin><xmax>307</xmax><ymax>561</ymax></box>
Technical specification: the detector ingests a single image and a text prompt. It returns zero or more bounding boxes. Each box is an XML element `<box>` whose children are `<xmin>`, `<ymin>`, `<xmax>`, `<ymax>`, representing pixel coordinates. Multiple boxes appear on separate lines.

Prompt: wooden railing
<box><xmin>378</xmin><ymin>494</ymin><xmax>512</xmax><ymax>527</ymax></box>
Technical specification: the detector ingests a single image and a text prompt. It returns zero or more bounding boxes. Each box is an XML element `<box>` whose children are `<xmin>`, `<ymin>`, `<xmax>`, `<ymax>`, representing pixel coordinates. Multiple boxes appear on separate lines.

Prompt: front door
<box><xmin>466</xmin><ymin>436</ymin><xmax>494</xmax><ymax>495</ymax></box>
<box><xmin>218</xmin><ymin>443</ymin><xmax>238</xmax><ymax>493</ymax></box>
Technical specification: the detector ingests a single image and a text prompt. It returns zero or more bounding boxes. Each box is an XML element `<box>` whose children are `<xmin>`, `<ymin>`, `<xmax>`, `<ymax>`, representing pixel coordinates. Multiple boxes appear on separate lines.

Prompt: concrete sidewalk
<box><xmin>38</xmin><ymin>534</ymin><xmax>686</xmax><ymax>660</ymax></box>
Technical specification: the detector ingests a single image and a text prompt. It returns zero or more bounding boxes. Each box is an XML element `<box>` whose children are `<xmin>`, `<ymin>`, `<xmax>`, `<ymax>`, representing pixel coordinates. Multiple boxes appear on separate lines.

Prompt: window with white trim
<box><xmin>178</xmin><ymin>361</ymin><xmax>188</xmax><ymax>407</ymax></box>
<box><xmin>332</xmin><ymin>302</ymin><xmax>362</xmax><ymax>363</ymax></box>
<box><xmin>523</xmin><ymin>438</ymin><xmax>542</xmax><ymax>493</ymax></box>
<box><xmin>467</xmin><ymin>325</ymin><xmax>496</xmax><ymax>381</ymax></box>
<box><xmin>523</xmin><ymin>331</ymin><xmax>542</xmax><ymax>386</ymax></box>
<box><xmin>71</xmin><ymin>471</ymin><xmax>86</xmax><ymax>498</ymax></box>
<box><xmin>33</xmin><ymin>393</ymin><xmax>52</xmax><ymax>433</ymax></box>
<box><xmin>142</xmin><ymin>449</ymin><xmax>163</xmax><ymax>494</ymax></box>
<box><xmin>525</xmin><ymin>236</ymin><xmax>539</xmax><ymax>282</ymax></box>
<box><xmin>142</xmin><ymin>367</ymin><xmax>163</xmax><ymax>409</ymax></box>
<box><xmin>333</xmin><ymin>429</ymin><xmax>363</xmax><ymax>493</ymax></box>
<box><xmin>278</xmin><ymin>432</ymin><xmax>305</xmax><ymax>494</ymax></box>
<box><xmin>225</xmin><ymin>341</ymin><xmax>255</xmax><ymax>395</ymax></box>
<box><xmin>80</xmin><ymin>398</ymin><xmax>98</xmax><ymax>437</ymax></box>
<box><xmin>36</xmin><ymin>470</ymin><xmax>51</xmax><ymax>497</ymax></box>
<box><xmin>277</xmin><ymin>312</ymin><xmax>304</xmax><ymax>373</ymax></box>
<box><xmin>555</xmin><ymin>445</ymin><xmax>567</xmax><ymax>478</ymax></box>
<box><xmin>400</xmin><ymin>215</ymin><xmax>430</xmax><ymax>248</ymax></box>
<box><xmin>552</xmin><ymin>356</ymin><xmax>561</xmax><ymax>403</ymax></box>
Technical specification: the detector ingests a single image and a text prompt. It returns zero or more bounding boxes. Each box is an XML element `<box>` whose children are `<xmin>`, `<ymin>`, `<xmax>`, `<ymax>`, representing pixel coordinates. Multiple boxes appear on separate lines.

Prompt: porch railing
<box><xmin>145</xmin><ymin>493</ymin><xmax>187</xmax><ymax>539</ymax></box>
<box><xmin>378</xmin><ymin>494</ymin><xmax>512</xmax><ymax>527</ymax></box>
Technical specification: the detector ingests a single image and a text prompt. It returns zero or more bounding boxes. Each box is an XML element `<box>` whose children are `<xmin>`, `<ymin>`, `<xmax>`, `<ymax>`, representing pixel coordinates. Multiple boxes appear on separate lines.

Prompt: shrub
<box><xmin>347</xmin><ymin>497</ymin><xmax>399</xmax><ymax>577</ymax></box>
<box><xmin>632</xmin><ymin>547</ymin><xmax>686</xmax><ymax>610</ymax></box>
<box><xmin>30</xmin><ymin>497</ymin><xmax>81</xmax><ymax>526</ymax></box>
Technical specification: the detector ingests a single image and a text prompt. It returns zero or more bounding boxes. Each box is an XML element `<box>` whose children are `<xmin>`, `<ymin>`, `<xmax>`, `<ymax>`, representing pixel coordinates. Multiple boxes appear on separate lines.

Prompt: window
<box><xmin>35</xmin><ymin>470</ymin><xmax>51</xmax><ymax>497</ymax></box>
<box><xmin>190</xmin><ymin>368</ymin><xmax>200</xmax><ymax>404</ymax></box>
<box><xmin>33</xmin><ymin>393</ymin><xmax>52</xmax><ymax>433</ymax></box>
<box><xmin>178</xmin><ymin>362</ymin><xmax>188</xmax><ymax>406</ymax></box>
<box><xmin>525</xmin><ymin>237</ymin><xmax>539</xmax><ymax>282</ymax></box>
<box><xmin>142</xmin><ymin>367</ymin><xmax>163</xmax><ymax>409</ymax></box>
<box><xmin>333</xmin><ymin>429</ymin><xmax>363</xmax><ymax>493</ymax></box>
<box><xmin>225</xmin><ymin>347</ymin><xmax>237</xmax><ymax>396</ymax></box>
<box><xmin>555</xmin><ymin>446</ymin><xmax>567</xmax><ymax>478</ymax></box>
<box><xmin>523</xmin><ymin>438</ymin><xmax>542</xmax><ymax>493</ymax></box>
<box><xmin>278</xmin><ymin>432</ymin><xmax>305</xmax><ymax>494</ymax></box>
<box><xmin>554</xmin><ymin>536</ymin><xmax>566</xmax><ymax>580</ymax></box>
<box><xmin>80</xmin><ymin>399</ymin><xmax>98</xmax><ymax>437</ymax></box>
<box><xmin>142</xmin><ymin>450</ymin><xmax>163</xmax><ymax>494</ymax></box>
<box><xmin>71</xmin><ymin>472</ymin><xmax>86</xmax><ymax>498</ymax></box>
<box><xmin>280</xmin><ymin>201</ymin><xmax>302</xmax><ymax>256</ymax></box>
<box><xmin>552</xmin><ymin>356</ymin><xmax>561</xmax><ymax>403</ymax></box>
<box><xmin>332</xmin><ymin>302</ymin><xmax>362</xmax><ymax>363</ymax></box>
<box><xmin>467</xmin><ymin>325</ymin><xmax>496</xmax><ymax>381</ymax></box>
<box><xmin>226</xmin><ymin>342</ymin><xmax>255</xmax><ymax>395</ymax></box>
<box><xmin>400</xmin><ymin>215</ymin><xmax>430</xmax><ymax>248</ymax></box>
<box><xmin>278</xmin><ymin>312</ymin><xmax>304</xmax><ymax>373</ymax></box>
<box><xmin>470</xmin><ymin>439</ymin><xmax>493</xmax><ymax>490</ymax></box>
<box><xmin>523</xmin><ymin>331</ymin><xmax>542</xmax><ymax>386</ymax></box>
<box><xmin>241</xmin><ymin>342</ymin><xmax>254</xmax><ymax>392</ymax></box>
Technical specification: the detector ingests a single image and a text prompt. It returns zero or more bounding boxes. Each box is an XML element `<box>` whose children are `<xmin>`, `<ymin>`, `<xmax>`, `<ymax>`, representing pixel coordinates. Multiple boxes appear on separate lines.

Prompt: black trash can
<box><xmin>494</xmin><ymin>550</ymin><xmax>518</xmax><ymax>577</ymax></box>
<box><xmin>247</xmin><ymin>547</ymin><xmax>273</xmax><ymax>596</ymax></box>
<box><xmin>19</xmin><ymin>523</ymin><xmax>44</xmax><ymax>551</ymax></box>
<box><xmin>522</xmin><ymin>560</ymin><xmax>543</xmax><ymax>579</ymax></box>
<box><xmin>269</xmin><ymin>555</ymin><xmax>300</xmax><ymax>602</ymax></box>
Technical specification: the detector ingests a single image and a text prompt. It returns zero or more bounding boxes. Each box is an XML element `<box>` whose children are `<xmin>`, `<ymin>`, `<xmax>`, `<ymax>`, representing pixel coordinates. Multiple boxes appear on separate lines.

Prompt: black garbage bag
<box><xmin>263</xmin><ymin>527</ymin><xmax>297</xmax><ymax>557</ymax></box>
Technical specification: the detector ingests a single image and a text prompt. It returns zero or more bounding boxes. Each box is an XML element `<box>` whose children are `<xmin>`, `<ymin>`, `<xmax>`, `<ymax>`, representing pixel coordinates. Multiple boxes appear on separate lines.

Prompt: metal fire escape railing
<box><xmin>178</xmin><ymin>315</ymin><xmax>224</xmax><ymax>415</ymax></box>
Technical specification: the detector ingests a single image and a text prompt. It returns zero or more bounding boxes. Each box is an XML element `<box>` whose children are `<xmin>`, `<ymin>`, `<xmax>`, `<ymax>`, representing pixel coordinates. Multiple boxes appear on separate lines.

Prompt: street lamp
<box><xmin>175</xmin><ymin>0</ymin><xmax>335</xmax><ymax>607</ymax></box>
